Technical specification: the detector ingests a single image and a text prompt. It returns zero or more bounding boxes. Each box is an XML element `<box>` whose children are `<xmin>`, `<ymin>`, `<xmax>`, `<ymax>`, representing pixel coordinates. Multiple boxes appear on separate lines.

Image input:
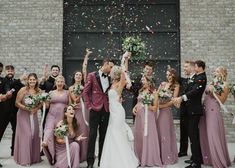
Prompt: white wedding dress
<box><xmin>100</xmin><ymin>89</ymin><xmax>139</xmax><ymax>168</ymax></box>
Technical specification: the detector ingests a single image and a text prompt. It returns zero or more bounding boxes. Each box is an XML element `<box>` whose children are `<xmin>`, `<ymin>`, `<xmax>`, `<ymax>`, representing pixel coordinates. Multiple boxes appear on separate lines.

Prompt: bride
<box><xmin>100</xmin><ymin>56</ymin><xmax>139</xmax><ymax>168</ymax></box>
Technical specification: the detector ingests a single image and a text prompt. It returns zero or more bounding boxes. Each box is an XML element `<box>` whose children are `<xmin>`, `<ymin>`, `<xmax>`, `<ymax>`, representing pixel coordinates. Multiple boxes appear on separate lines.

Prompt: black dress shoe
<box><xmin>185</xmin><ymin>162</ymin><xmax>201</xmax><ymax>168</ymax></box>
<box><xmin>178</xmin><ymin>152</ymin><xmax>187</xmax><ymax>157</ymax></box>
<box><xmin>0</xmin><ymin>163</ymin><xmax>2</xmax><ymax>167</ymax></box>
<box><xmin>40</xmin><ymin>151</ymin><xmax>45</xmax><ymax>156</ymax></box>
<box><xmin>184</xmin><ymin>159</ymin><xmax>193</xmax><ymax>164</ymax></box>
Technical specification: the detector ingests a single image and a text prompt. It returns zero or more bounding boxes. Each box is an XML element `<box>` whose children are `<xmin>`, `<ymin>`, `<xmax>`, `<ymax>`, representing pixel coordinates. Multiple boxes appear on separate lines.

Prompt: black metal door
<box><xmin>63</xmin><ymin>0</ymin><xmax>180</xmax><ymax>118</ymax></box>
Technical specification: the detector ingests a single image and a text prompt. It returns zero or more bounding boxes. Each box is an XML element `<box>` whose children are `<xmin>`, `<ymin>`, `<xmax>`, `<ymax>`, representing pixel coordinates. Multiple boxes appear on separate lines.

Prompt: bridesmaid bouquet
<box><xmin>158</xmin><ymin>88</ymin><xmax>173</xmax><ymax>103</ymax></box>
<box><xmin>141</xmin><ymin>92</ymin><xmax>154</xmax><ymax>105</ymax></box>
<box><xmin>72</xmin><ymin>84</ymin><xmax>83</xmax><ymax>96</ymax></box>
<box><xmin>37</xmin><ymin>92</ymin><xmax>51</xmax><ymax>103</ymax></box>
<box><xmin>54</xmin><ymin>121</ymin><xmax>68</xmax><ymax>138</ymax></box>
<box><xmin>24</xmin><ymin>95</ymin><xmax>40</xmax><ymax>110</ymax></box>
<box><xmin>122</xmin><ymin>36</ymin><xmax>146</xmax><ymax>59</ymax></box>
<box><xmin>210</xmin><ymin>77</ymin><xmax>225</xmax><ymax>96</ymax></box>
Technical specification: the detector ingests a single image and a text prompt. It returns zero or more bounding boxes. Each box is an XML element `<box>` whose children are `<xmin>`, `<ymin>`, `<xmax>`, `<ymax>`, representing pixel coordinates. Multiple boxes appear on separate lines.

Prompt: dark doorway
<box><xmin>63</xmin><ymin>0</ymin><xmax>180</xmax><ymax>118</ymax></box>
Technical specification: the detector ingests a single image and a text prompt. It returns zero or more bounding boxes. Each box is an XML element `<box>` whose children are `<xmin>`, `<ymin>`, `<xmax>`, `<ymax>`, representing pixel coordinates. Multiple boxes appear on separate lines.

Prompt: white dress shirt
<box><xmin>99</xmin><ymin>70</ymin><xmax>109</xmax><ymax>92</ymax></box>
<box><xmin>182</xmin><ymin>73</ymin><xmax>195</xmax><ymax>101</ymax></box>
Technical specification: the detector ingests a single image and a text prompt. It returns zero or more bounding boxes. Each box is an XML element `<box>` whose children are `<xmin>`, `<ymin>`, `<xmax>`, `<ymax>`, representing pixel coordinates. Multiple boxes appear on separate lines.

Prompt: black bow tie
<box><xmin>102</xmin><ymin>73</ymin><xmax>108</xmax><ymax>78</ymax></box>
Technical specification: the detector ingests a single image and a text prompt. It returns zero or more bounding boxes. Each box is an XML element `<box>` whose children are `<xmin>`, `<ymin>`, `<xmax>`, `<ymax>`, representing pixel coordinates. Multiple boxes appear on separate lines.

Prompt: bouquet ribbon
<box><xmin>144</xmin><ymin>104</ymin><xmax>148</xmax><ymax>136</ymax></box>
<box><xmin>212</xmin><ymin>92</ymin><xmax>235</xmax><ymax>124</ymax></box>
<box><xmin>40</xmin><ymin>102</ymin><xmax>46</xmax><ymax>138</ymax></box>
<box><xmin>80</xmin><ymin>98</ymin><xmax>89</xmax><ymax>126</ymax></box>
<box><xmin>64</xmin><ymin>136</ymin><xmax>71</xmax><ymax>168</ymax></box>
<box><xmin>30</xmin><ymin>113</ymin><xmax>34</xmax><ymax>138</ymax></box>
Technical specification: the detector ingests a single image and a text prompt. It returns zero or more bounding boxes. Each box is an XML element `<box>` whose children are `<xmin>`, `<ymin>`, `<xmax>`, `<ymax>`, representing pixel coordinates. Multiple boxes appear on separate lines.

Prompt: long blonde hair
<box><xmin>216</xmin><ymin>66</ymin><xmax>227</xmax><ymax>82</ymax></box>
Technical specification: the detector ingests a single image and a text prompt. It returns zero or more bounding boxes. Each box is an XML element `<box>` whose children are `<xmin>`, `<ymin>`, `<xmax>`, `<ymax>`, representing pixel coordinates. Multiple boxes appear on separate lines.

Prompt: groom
<box><xmin>83</xmin><ymin>58</ymin><xmax>114</xmax><ymax>168</ymax></box>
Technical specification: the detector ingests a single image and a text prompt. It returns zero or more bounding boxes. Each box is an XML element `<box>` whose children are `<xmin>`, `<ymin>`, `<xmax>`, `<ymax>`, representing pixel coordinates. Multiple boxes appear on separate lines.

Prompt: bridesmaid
<box><xmin>68</xmin><ymin>48</ymin><xmax>91</xmax><ymax>161</ymax></box>
<box><xmin>14</xmin><ymin>73</ymin><xmax>42</xmax><ymax>166</ymax></box>
<box><xmin>156</xmin><ymin>68</ymin><xmax>179</xmax><ymax>165</ymax></box>
<box><xmin>42</xmin><ymin>75</ymin><xmax>69</xmax><ymax>157</ymax></box>
<box><xmin>133</xmin><ymin>75</ymin><xmax>162</xmax><ymax>167</ymax></box>
<box><xmin>44</xmin><ymin>105</ymin><xmax>86</xmax><ymax>168</ymax></box>
<box><xmin>199</xmin><ymin>66</ymin><xmax>231</xmax><ymax>167</ymax></box>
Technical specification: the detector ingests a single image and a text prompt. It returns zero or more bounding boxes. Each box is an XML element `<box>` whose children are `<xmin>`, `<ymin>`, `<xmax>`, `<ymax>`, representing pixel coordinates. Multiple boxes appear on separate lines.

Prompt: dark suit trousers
<box><xmin>0</xmin><ymin>110</ymin><xmax>17</xmax><ymax>155</ymax></box>
<box><xmin>179</xmin><ymin>110</ymin><xmax>189</xmax><ymax>154</ymax></box>
<box><xmin>188</xmin><ymin>115</ymin><xmax>202</xmax><ymax>164</ymax></box>
<box><xmin>87</xmin><ymin>107</ymin><xmax>109</xmax><ymax>166</ymax></box>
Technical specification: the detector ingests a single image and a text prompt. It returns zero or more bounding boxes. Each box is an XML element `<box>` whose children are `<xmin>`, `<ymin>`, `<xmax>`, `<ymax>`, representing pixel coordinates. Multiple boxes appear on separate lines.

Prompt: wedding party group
<box><xmin>0</xmin><ymin>48</ymin><xmax>235</xmax><ymax>168</ymax></box>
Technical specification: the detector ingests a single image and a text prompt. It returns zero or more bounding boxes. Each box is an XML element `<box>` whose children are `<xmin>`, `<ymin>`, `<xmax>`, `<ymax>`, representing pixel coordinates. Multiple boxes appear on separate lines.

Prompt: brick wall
<box><xmin>0</xmin><ymin>0</ymin><xmax>63</xmax><ymax>76</ymax></box>
<box><xmin>180</xmin><ymin>0</ymin><xmax>235</xmax><ymax>142</ymax></box>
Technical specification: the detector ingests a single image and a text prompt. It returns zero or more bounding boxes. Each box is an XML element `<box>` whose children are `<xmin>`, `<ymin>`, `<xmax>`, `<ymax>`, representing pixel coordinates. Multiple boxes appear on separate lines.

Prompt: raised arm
<box><xmin>82</xmin><ymin>73</ymin><xmax>93</xmax><ymax>111</ymax></box>
<box><xmin>82</xmin><ymin>48</ymin><xmax>92</xmax><ymax>83</ymax></box>
<box><xmin>117</xmin><ymin>71</ymin><xmax>127</xmax><ymax>96</ymax></box>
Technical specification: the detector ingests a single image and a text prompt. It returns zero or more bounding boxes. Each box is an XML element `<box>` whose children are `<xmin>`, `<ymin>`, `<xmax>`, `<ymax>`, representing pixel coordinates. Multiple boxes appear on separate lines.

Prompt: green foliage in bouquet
<box><xmin>54</xmin><ymin>121</ymin><xmax>68</xmax><ymax>138</ymax></box>
<box><xmin>122</xmin><ymin>36</ymin><xmax>146</xmax><ymax>60</ymax></box>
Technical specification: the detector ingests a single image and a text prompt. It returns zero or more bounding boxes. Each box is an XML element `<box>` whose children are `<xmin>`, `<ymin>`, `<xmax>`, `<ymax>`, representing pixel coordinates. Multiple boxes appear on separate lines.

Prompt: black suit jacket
<box><xmin>184</xmin><ymin>72</ymin><xmax>207</xmax><ymax>116</ymax></box>
<box><xmin>2</xmin><ymin>77</ymin><xmax>24</xmax><ymax>115</ymax></box>
<box><xmin>39</xmin><ymin>76</ymin><xmax>56</xmax><ymax>93</ymax></box>
<box><xmin>129</xmin><ymin>75</ymin><xmax>142</xmax><ymax>108</ymax></box>
<box><xmin>179</xmin><ymin>77</ymin><xmax>188</xmax><ymax>115</ymax></box>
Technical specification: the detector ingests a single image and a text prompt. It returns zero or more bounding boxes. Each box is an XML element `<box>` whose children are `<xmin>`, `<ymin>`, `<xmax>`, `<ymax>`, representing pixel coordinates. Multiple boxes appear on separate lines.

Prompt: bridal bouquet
<box><xmin>158</xmin><ymin>88</ymin><xmax>173</xmax><ymax>103</ymax></box>
<box><xmin>24</xmin><ymin>95</ymin><xmax>40</xmax><ymax>110</ymax></box>
<box><xmin>73</xmin><ymin>84</ymin><xmax>83</xmax><ymax>96</ymax></box>
<box><xmin>210</xmin><ymin>77</ymin><xmax>225</xmax><ymax>96</ymax></box>
<box><xmin>229</xmin><ymin>84</ymin><xmax>235</xmax><ymax>96</ymax></box>
<box><xmin>37</xmin><ymin>92</ymin><xmax>51</xmax><ymax>103</ymax></box>
<box><xmin>122</xmin><ymin>36</ymin><xmax>146</xmax><ymax>59</ymax></box>
<box><xmin>54</xmin><ymin>121</ymin><xmax>68</xmax><ymax>138</ymax></box>
<box><xmin>141</xmin><ymin>92</ymin><xmax>154</xmax><ymax>105</ymax></box>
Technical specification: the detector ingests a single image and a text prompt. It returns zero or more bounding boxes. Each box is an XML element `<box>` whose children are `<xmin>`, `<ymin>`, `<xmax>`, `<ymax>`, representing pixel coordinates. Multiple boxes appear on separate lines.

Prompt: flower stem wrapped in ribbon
<box><xmin>24</xmin><ymin>94</ymin><xmax>40</xmax><ymax>138</ymax></box>
<box><xmin>54</xmin><ymin>121</ymin><xmax>71</xmax><ymax>167</ymax></box>
<box><xmin>141</xmin><ymin>92</ymin><xmax>154</xmax><ymax>136</ymax></box>
<box><xmin>122</xmin><ymin>36</ymin><xmax>146</xmax><ymax>60</ymax></box>
<box><xmin>37</xmin><ymin>92</ymin><xmax>51</xmax><ymax>138</ymax></box>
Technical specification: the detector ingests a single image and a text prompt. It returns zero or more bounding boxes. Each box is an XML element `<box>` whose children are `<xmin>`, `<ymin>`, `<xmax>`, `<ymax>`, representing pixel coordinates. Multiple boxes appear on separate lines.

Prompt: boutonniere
<box><xmin>188</xmin><ymin>78</ymin><xmax>194</xmax><ymax>84</ymax></box>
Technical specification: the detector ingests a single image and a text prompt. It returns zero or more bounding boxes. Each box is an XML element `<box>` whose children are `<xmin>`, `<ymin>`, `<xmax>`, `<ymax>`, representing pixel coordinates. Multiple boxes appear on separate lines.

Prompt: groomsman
<box><xmin>0</xmin><ymin>65</ymin><xmax>25</xmax><ymax>156</ymax></box>
<box><xmin>128</xmin><ymin>61</ymin><xmax>155</xmax><ymax>122</ymax></box>
<box><xmin>178</xmin><ymin>60</ymin><xmax>195</xmax><ymax>157</ymax></box>
<box><xmin>174</xmin><ymin>60</ymin><xmax>207</xmax><ymax>168</ymax></box>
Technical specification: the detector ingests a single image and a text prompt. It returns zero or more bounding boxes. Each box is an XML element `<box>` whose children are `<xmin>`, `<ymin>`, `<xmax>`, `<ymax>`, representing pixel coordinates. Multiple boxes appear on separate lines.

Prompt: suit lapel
<box><xmin>95</xmin><ymin>71</ymin><xmax>103</xmax><ymax>92</ymax></box>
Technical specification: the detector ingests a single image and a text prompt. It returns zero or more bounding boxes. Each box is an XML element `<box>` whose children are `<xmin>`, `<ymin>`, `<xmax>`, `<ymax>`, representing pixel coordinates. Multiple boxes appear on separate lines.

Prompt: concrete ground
<box><xmin>1</xmin><ymin>139</ymin><xmax>235</xmax><ymax>168</ymax></box>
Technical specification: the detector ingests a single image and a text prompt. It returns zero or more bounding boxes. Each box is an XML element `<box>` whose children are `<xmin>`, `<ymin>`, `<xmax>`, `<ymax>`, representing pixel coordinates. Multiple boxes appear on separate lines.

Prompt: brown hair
<box><xmin>63</xmin><ymin>105</ymin><xmax>78</xmax><ymax>132</ymax></box>
<box><xmin>26</xmin><ymin>73</ymin><xmax>40</xmax><ymax>93</ymax></box>
<box><xmin>5</xmin><ymin>65</ymin><xmax>14</xmax><ymax>70</ymax></box>
<box><xmin>184</xmin><ymin>60</ymin><xmax>195</xmax><ymax>66</ymax></box>
<box><xmin>167</xmin><ymin>68</ymin><xmax>179</xmax><ymax>91</ymax></box>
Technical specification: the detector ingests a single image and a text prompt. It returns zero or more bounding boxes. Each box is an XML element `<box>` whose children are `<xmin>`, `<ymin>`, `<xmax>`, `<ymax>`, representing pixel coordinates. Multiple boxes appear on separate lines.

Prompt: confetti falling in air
<box><xmin>145</xmin><ymin>25</ymin><xmax>154</xmax><ymax>34</ymax></box>
<box><xmin>63</xmin><ymin>1</ymin><xmax>180</xmax><ymax>113</ymax></box>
